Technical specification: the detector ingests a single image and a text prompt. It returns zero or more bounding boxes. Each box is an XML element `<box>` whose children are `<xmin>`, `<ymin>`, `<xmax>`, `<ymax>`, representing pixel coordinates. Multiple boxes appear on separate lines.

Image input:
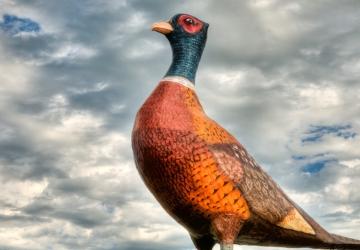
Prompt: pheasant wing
<box><xmin>208</xmin><ymin>142</ymin><xmax>316</xmax><ymax>235</ymax></box>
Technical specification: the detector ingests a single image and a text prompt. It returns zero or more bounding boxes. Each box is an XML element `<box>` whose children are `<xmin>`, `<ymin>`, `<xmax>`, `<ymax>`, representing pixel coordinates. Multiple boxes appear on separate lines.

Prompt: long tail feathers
<box><xmin>329</xmin><ymin>234</ymin><xmax>360</xmax><ymax>249</ymax></box>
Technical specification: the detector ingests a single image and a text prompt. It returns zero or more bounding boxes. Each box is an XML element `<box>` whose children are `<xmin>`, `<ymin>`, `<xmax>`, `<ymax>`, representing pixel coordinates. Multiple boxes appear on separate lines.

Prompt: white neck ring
<box><xmin>160</xmin><ymin>76</ymin><xmax>195</xmax><ymax>91</ymax></box>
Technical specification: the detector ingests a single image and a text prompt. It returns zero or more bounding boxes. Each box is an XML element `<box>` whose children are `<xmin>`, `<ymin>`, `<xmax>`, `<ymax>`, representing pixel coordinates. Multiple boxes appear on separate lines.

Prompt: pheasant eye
<box><xmin>178</xmin><ymin>15</ymin><xmax>204</xmax><ymax>34</ymax></box>
<box><xmin>185</xmin><ymin>18</ymin><xmax>194</xmax><ymax>25</ymax></box>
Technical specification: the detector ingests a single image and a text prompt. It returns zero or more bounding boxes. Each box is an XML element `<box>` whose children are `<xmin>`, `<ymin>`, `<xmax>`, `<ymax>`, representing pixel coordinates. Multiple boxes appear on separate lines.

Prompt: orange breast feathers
<box><xmin>135</xmin><ymin>82</ymin><xmax>238</xmax><ymax>146</ymax></box>
<box><xmin>134</xmin><ymin>82</ymin><xmax>250</xmax><ymax>220</ymax></box>
<box><xmin>181</xmin><ymin>87</ymin><xmax>238</xmax><ymax>145</ymax></box>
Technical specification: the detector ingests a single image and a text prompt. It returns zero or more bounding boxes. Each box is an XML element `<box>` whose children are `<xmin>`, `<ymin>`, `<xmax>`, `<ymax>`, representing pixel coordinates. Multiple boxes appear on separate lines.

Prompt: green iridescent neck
<box><xmin>164</xmin><ymin>22</ymin><xmax>207</xmax><ymax>84</ymax></box>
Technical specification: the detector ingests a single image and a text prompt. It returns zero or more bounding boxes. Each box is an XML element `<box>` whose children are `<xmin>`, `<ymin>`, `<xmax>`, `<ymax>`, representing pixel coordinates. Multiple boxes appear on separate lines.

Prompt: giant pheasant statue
<box><xmin>131</xmin><ymin>14</ymin><xmax>360</xmax><ymax>250</ymax></box>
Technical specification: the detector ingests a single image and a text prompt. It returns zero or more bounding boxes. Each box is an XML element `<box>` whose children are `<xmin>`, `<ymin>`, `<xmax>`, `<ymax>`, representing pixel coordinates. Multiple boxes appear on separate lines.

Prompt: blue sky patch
<box><xmin>302</xmin><ymin>159</ymin><xmax>336</xmax><ymax>174</ymax></box>
<box><xmin>292</xmin><ymin>155</ymin><xmax>306</xmax><ymax>160</ymax></box>
<box><xmin>302</xmin><ymin>124</ymin><xmax>357</xmax><ymax>143</ymax></box>
<box><xmin>0</xmin><ymin>14</ymin><xmax>41</xmax><ymax>35</ymax></box>
<box><xmin>292</xmin><ymin>153</ymin><xmax>337</xmax><ymax>174</ymax></box>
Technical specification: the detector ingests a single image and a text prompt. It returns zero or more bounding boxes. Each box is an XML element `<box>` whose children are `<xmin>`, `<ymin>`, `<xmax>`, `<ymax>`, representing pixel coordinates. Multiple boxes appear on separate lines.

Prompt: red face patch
<box><xmin>178</xmin><ymin>14</ymin><xmax>204</xmax><ymax>34</ymax></box>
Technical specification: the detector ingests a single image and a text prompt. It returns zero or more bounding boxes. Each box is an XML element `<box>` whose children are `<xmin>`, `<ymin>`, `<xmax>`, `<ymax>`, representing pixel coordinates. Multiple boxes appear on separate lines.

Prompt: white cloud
<box><xmin>340</xmin><ymin>158</ymin><xmax>360</xmax><ymax>169</ymax></box>
<box><xmin>48</xmin><ymin>43</ymin><xmax>97</xmax><ymax>61</ymax></box>
<box><xmin>125</xmin><ymin>38</ymin><xmax>165</xmax><ymax>59</ymax></box>
<box><xmin>298</xmin><ymin>84</ymin><xmax>342</xmax><ymax>108</ymax></box>
<box><xmin>0</xmin><ymin>43</ymin><xmax>35</xmax><ymax>99</ymax></box>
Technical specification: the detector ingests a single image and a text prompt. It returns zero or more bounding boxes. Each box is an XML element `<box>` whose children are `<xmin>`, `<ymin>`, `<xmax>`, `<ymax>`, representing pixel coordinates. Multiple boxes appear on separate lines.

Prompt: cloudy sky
<box><xmin>0</xmin><ymin>1</ymin><xmax>360</xmax><ymax>249</ymax></box>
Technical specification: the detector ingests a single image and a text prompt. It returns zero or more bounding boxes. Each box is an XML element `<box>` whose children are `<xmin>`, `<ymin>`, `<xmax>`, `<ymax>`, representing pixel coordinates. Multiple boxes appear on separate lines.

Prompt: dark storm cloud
<box><xmin>119</xmin><ymin>240</ymin><xmax>190</xmax><ymax>250</ymax></box>
<box><xmin>54</xmin><ymin>209</ymin><xmax>110</xmax><ymax>228</ymax></box>
<box><xmin>0</xmin><ymin>245</ymin><xmax>35</xmax><ymax>250</ymax></box>
<box><xmin>0</xmin><ymin>214</ymin><xmax>48</xmax><ymax>225</ymax></box>
<box><xmin>0</xmin><ymin>125</ymin><xmax>67</xmax><ymax>180</ymax></box>
<box><xmin>0</xmin><ymin>0</ymin><xmax>360</xmax><ymax>249</ymax></box>
<box><xmin>22</xmin><ymin>196</ymin><xmax>112</xmax><ymax>228</ymax></box>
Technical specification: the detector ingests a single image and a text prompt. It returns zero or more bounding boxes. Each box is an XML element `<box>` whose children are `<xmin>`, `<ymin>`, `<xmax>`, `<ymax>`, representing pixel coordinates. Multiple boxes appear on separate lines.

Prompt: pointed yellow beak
<box><xmin>151</xmin><ymin>21</ymin><xmax>173</xmax><ymax>34</ymax></box>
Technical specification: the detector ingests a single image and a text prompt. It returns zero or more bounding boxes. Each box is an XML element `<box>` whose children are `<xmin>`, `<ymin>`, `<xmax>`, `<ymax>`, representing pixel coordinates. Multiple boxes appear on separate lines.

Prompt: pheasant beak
<box><xmin>151</xmin><ymin>21</ymin><xmax>173</xmax><ymax>34</ymax></box>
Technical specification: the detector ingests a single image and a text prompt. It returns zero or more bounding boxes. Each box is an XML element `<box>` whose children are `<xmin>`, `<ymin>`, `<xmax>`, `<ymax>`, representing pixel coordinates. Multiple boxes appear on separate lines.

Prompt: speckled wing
<box><xmin>208</xmin><ymin>142</ymin><xmax>316</xmax><ymax>235</ymax></box>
